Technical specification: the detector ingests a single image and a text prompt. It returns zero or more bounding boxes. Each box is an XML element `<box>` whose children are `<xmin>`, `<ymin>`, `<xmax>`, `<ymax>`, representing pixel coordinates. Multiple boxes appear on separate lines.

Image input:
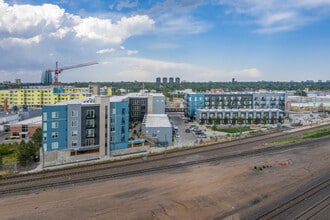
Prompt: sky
<box><xmin>1</xmin><ymin>0</ymin><xmax>330</xmax><ymax>83</ymax></box>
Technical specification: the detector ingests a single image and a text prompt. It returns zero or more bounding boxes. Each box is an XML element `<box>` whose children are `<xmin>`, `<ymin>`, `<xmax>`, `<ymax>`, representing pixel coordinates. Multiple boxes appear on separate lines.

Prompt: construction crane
<box><xmin>45</xmin><ymin>61</ymin><xmax>98</xmax><ymax>86</ymax></box>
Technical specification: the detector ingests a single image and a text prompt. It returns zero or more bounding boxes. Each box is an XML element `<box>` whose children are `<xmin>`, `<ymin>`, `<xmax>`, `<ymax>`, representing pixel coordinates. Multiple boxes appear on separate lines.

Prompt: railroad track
<box><xmin>257</xmin><ymin>178</ymin><xmax>329</xmax><ymax>220</ymax></box>
<box><xmin>0</xmin><ymin>140</ymin><xmax>320</xmax><ymax>195</ymax></box>
<box><xmin>0</xmin><ymin>124</ymin><xmax>329</xmax><ymax>196</ymax></box>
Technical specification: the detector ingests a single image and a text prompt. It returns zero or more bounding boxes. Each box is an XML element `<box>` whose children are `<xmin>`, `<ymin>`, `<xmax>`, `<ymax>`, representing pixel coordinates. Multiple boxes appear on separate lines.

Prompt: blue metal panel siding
<box><xmin>110</xmin><ymin>101</ymin><xmax>129</xmax><ymax>151</ymax></box>
<box><xmin>42</xmin><ymin>105</ymin><xmax>68</xmax><ymax>151</ymax></box>
<box><xmin>185</xmin><ymin>93</ymin><xmax>205</xmax><ymax>118</ymax></box>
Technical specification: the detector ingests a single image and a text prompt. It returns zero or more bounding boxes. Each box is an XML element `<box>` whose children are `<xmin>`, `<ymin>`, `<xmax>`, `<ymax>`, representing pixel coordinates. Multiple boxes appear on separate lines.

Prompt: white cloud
<box><xmin>127</xmin><ymin>50</ymin><xmax>138</xmax><ymax>55</ymax></box>
<box><xmin>218</xmin><ymin>0</ymin><xmax>330</xmax><ymax>33</ymax></box>
<box><xmin>116</xmin><ymin>0</ymin><xmax>138</xmax><ymax>11</ymax></box>
<box><xmin>158</xmin><ymin>15</ymin><xmax>210</xmax><ymax>34</ymax></box>
<box><xmin>235</xmin><ymin>68</ymin><xmax>261</xmax><ymax>79</ymax></box>
<box><xmin>0</xmin><ymin>1</ymin><xmax>155</xmax><ymax>73</ymax></box>
<box><xmin>0</xmin><ymin>1</ymin><xmax>65</xmax><ymax>36</ymax></box>
<box><xmin>0</xmin><ymin>35</ymin><xmax>41</xmax><ymax>47</ymax></box>
<box><xmin>96</xmin><ymin>48</ymin><xmax>116</xmax><ymax>54</ymax></box>
<box><xmin>73</xmin><ymin>15</ymin><xmax>154</xmax><ymax>44</ymax></box>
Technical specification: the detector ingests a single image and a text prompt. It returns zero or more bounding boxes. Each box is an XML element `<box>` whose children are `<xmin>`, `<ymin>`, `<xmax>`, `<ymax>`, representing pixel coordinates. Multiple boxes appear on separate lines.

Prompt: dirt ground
<box><xmin>0</xmin><ymin>143</ymin><xmax>329</xmax><ymax>220</ymax></box>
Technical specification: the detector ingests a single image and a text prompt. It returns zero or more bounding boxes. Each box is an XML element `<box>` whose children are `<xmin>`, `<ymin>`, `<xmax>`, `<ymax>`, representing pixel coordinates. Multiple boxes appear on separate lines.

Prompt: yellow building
<box><xmin>0</xmin><ymin>86</ymin><xmax>112</xmax><ymax>109</ymax></box>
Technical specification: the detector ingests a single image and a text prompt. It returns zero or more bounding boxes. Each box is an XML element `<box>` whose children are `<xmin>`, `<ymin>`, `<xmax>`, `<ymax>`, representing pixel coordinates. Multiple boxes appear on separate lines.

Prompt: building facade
<box><xmin>128</xmin><ymin>93</ymin><xmax>165</xmax><ymax>123</ymax></box>
<box><xmin>185</xmin><ymin>92</ymin><xmax>286</xmax><ymax>119</ymax></box>
<box><xmin>9</xmin><ymin>116</ymin><xmax>42</xmax><ymax>138</ymax></box>
<box><xmin>0</xmin><ymin>86</ymin><xmax>111</xmax><ymax>109</ymax></box>
<box><xmin>110</xmin><ymin>97</ymin><xmax>129</xmax><ymax>151</ymax></box>
<box><xmin>195</xmin><ymin>108</ymin><xmax>284</xmax><ymax>124</ymax></box>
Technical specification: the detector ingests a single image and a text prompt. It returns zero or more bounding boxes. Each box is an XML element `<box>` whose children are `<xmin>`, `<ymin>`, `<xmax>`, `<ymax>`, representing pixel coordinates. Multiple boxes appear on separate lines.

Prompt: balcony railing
<box><xmin>86</xmin><ymin>124</ymin><xmax>96</xmax><ymax>129</ymax></box>
<box><xmin>86</xmin><ymin>134</ymin><xmax>95</xmax><ymax>138</ymax></box>
<box><xmin>86</xmin><ymin>114</ymin><xmax>96</xmax><ymax>119</ymax></box>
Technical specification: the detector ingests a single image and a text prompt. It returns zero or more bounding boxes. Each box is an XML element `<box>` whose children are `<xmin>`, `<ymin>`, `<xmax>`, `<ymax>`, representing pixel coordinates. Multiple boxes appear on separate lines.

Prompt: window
<box><xmin>51</xmin><ymin>142</ymin><xmax>59</xmax><ymax>149</ymax></box>
<box><xmin>52</xmin><ymin>122</ymin><xmax>58</xmax><ymax>128</ymax></box>
<box><xmin>86</xmin><ymin>119</ymin><xmax>95</xmax><ymax>127</ymax></box>
<box><xmin>86</xmin><ymin>129</ymin><xmax>95</xmax><ymax>137</ymax></box>
<box><xmin>72</xmin><ymin>140</ymin><xmax>78</xmax><ymax>147</ymax></box>
<box><xmin>71</xmin><ymin>110</ymin><xmax>78</xmax><ymax>117</ymax></box>
<box><xmin>112</xmin><ymin>108</ymin><xmax>116</xmax><ymax>114</ymax></box>
<box><xmin>72</xmin><ymin>130</ymin><xmax>78</xmax><ymax>136</ymax></box>
<box><xmin>85</xmin><ymin>139</ymin><xmax>95</xmax><ymax>146</ymax></box>
<box><xmin>43</xmin><ymin>133</ymin><xmax>47</xmax><ymax>141</ymax></box>
<box><xmin>52</xmin><ymin>112</ymin><xmax>59</xmax><ymax>118</ymax></box>
<box><xmin>51</xmin><ymin>132</ymin><xmax>58</xmax><ymax>139</ymax></box>
<box><xmin>43</xmin><ymin>112</ymin><xmax>47</xmax><ymax>120</ymax></box>
<box><xmin>22</xmin><ymin>125</ymin><xmax>28</xmax><ymax>132</ymax></box>
<box><xmin>71</xmin><ymin>120</ymin><xmax>78</xmax><ymax>127</ymax></box>
<box><xmin>87</xmin><ymin>110</ymin><xmax>95</xmax><ymax>118</ymax></box>
<box><xmin>43</xmin><ymin>123</ymin><xmax>47</xmax><ymax>131</ymax></box>
<box><xmin>110</xmin><ymin>136</ymin><xmax>116</xmax><ymax>142</ymax></box>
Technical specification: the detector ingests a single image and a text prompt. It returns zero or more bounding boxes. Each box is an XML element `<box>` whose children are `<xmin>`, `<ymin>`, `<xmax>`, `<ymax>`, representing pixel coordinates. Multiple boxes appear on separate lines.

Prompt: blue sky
<box><xmin>1</xmin><ymin>0</ymin><xmax>330</xmax><ymax>83</ymax></box>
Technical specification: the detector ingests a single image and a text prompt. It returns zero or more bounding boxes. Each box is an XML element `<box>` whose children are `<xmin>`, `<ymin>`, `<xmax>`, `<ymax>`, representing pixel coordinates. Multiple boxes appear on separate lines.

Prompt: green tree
<box><xmin>214</xmin><ymin>116</ymin><xmax>221</xmax><ymax>125</ymax></box>
<box><xmin>31</xmin><ymin>127</ymin><xmax>42</xmax><ymax>155</ymax></box>
<box><xmin>224</xmin><ymin>117</ymin><xmax>229</xmax><ymax>125</ymax></box>
<box><xmin>238</xmin><ymin>117</ymin><xmax>244</xmax><ymax>125</ymax></box>
<box><xmin>16</xmin><ymin>140</ymin><xmax>36</xmax><ymax>166</ymax></box>
<box><xmin>262</xmin><ymin>116</ymin><xmax>268</xmax><ymax>125</ymax></box>
<box><xmin>231</xmin><ymin>117</ymin><xmax>237</xmax><ymax>125</ymax></box>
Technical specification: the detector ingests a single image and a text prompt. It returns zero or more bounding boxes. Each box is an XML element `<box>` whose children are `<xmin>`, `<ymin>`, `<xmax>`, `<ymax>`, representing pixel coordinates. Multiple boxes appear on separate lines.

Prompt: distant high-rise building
<box><xmin>175</xmin><ymin>77</ymin><xmax>180</xmax><ymax>84</ymax></box>
<box><xmin>169</xmin><ymin>77</ymin><xmax>174</xmax><ymax>84</ymax></box>
<box><xmin>15</xmin><ymin>79</ymin><xmax>22</xmax><ymax>85</ymax></box>
<box><xmin>156</xmin><ymin>77</ymin><xmax>161</xmax><ymax>84</ymax></box>
<box><xmin>162</xmin><ymin>77</ymin><xmax>167</xmax><ymax>84</ymax></box>
<box><xmin>40</xmin><ymin>71</ymin><xmax>52</xmax><ymax>85</ymax></box>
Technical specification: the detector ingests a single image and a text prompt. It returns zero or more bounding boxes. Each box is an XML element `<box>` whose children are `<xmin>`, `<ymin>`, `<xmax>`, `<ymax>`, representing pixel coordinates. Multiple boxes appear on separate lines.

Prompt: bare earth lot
<box><xmin>0</xmin><ymin>142</ymin><xmax>329</xmax><ymax>220</ymax></box>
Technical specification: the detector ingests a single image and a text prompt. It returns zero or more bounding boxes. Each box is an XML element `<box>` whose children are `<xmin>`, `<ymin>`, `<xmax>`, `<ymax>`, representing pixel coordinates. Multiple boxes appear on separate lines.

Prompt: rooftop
<box><xmin>143</xmin><ymin>114</ymin><xmax>172</xmax><ymax>128</ymax></box>
<box><xmin>15</xmin><ymin>116</ymin><xmax>42</xmax><ymax>125</ymax></box>
<box><xmin>55</xmin><ymin>96</ymin><xmax>96</xmax><ymax>105</ymax></box>
<box><xmin>110</xmin><ymin>96</ymin><xmax>127</xmax><ymax>102</ymax></box>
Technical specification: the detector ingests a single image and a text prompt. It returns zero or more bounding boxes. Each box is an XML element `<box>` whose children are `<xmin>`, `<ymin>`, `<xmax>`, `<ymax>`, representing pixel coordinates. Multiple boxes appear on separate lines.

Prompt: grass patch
<box><xmin>211</xmin><ymin>126</ymin><xmax>254</xmax><ymax>133</ymax></box>
<box><xmin>275</xmin><ymin>128</ymin><xmax>330</xmax><ymax>145</ymax></box>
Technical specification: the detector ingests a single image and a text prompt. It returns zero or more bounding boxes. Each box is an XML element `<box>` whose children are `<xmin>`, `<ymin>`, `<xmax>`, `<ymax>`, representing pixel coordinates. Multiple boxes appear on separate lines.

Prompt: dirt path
<box><xmin>0</xmin><ymin>143</ymin><xmax>329</xmax><ymax>220</ymax></box>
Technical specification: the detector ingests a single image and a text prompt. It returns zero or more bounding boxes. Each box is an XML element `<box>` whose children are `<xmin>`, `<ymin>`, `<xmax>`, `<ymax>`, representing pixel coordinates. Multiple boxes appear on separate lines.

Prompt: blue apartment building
<box><xmin>42</xmin><ymin>105</ymin><xmax>68</xmax><ymax>152</ymax></box>
<box><xmin>110</xmin><ymin>96</ymin><xmax>129</xmax><ymax>151</ymax></box>
<box><xmin>185</xmin><ymin>92</ymin><xmax>286</xmax><ymax>119</ymax></box>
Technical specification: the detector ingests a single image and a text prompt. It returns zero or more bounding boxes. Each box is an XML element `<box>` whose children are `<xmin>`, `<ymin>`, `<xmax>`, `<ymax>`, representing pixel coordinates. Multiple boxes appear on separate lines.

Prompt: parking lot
<box><xmin>167</xmin><ymin>112</ymin><xmax>208</xmax><ymax>147</ymax></box>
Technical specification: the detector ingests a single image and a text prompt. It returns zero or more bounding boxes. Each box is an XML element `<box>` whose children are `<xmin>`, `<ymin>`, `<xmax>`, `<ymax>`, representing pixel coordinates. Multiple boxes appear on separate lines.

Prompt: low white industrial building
<box><xmin>141</xmin><ymin>114</ymin><xmax>173</xmax><ymax>147</ymax></box>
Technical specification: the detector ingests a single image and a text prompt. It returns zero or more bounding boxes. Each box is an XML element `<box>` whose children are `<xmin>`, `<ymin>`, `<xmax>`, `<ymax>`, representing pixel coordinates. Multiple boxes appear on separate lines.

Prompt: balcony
<box><xmin>86</xmin><ymin>134</ymin><xmax>96</xmax><ymax>138</ymax></box>
<box><xmin>86</xmin><ymin>114</ymin><xmax>96</xmax><ymax>119</ymax></box>
<box><xmin>86</xmin><ymin>124</ymin><xmax>96</xmax><ymax>129</ymax></box>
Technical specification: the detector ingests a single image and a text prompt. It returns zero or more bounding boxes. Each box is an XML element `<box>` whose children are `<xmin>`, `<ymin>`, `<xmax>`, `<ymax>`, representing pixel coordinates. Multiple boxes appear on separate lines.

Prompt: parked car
<box><xmin>175</xmin><ymin>133</ymin><xmax>180</xmax><ymax>138</ymax></box>
<box><xmin>185</xmin><ymin>128</ymin><xmax>190</xmax><ymax>133</ymax></box>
